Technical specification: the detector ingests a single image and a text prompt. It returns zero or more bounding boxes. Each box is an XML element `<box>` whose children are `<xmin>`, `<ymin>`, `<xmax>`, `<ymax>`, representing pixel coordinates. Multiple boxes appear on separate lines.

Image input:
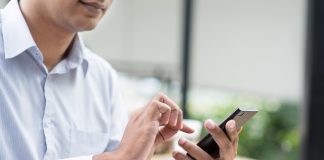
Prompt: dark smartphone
<box><xmin>187</xmin><ymin>108</ymin><xmax>258</xmax><ymax>159</ymax></box>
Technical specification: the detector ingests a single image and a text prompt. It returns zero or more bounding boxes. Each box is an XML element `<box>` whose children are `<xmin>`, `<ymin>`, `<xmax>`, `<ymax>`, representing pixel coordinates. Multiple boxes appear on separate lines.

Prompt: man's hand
<box><xmin>150</xmin><ymin>93</ymin><xmax>194</xmax><ymax>146</ymax></box>
<box><xmin>172</xmin><ymin>119</ymin><xmax>242</xmax><ymax>160</ymax></box>
<box><xmin>93</xmin><ymin>93</ymin><xmax>194</xmax><ymax>160</ymax></box>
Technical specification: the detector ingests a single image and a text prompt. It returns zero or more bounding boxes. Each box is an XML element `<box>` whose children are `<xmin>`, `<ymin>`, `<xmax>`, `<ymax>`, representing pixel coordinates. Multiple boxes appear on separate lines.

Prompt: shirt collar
<box><xmin>53</xmin><ymin>34</ymin><xmax>89</xmax><ymax>76</ymax></box>
<box><xmin>1</xmin><ymin>0</ymin><xmax>89</xmax><ymax>76</ymax></box>
<box><xmin>2</xmin><ymin>0</ymin><xmax>36</xmax><ymax>59</ymax></box>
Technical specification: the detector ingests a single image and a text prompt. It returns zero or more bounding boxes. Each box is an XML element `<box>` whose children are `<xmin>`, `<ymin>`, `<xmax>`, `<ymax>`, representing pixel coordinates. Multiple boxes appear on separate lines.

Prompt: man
<box><xmin>0</xmin><ymin>0</ymin><xmax>240</xmax><ymax>159</ymax></box>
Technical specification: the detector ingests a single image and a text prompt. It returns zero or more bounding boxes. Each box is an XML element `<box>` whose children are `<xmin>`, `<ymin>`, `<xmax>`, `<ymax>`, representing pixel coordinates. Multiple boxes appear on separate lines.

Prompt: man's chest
<box><xmin>0</xmin><ymin>55</ymin><xmax>114</xmax><ymax>159</ymax></box>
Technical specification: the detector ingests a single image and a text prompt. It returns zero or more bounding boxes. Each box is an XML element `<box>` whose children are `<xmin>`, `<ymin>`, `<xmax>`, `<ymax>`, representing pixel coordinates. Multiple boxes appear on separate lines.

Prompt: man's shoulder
<box><xmin>83</xmin><ymin>48</ymin><xmax>118</xmax><ymax>78</ymax></box>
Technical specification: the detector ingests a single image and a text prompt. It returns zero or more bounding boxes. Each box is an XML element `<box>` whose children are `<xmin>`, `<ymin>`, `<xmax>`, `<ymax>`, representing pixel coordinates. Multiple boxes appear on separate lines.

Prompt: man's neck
<box><xmin>20</xmin><ymin>1</ymin><xmax>75</xmax><ymax>71</ymax></box>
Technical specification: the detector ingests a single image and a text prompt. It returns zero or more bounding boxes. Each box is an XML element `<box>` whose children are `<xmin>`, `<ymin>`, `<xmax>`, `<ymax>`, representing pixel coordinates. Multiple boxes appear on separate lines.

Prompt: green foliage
<box><xmin>188</xmin><ymin>97</ymin><xmax>300</xmax><ymax>160</ymax></box>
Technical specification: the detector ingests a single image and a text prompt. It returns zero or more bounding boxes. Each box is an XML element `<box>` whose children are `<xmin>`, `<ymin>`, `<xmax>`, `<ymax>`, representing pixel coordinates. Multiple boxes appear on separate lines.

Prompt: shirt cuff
<box><xmin>60</xmin><ymin>155</ymin><xmax>93</xmax><ymax>160</ymax></box>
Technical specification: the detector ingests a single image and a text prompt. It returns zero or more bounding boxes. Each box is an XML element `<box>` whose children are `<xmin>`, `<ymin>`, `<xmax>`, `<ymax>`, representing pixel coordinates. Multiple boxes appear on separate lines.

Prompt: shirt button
<box><xmin>45</xmin><ymin>121</ymin><xmax>53</xmax><ymax>128</ymax></box>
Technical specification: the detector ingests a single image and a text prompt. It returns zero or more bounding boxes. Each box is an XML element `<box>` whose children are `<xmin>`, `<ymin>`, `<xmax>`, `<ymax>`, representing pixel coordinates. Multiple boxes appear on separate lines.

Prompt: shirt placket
<box><xmin>43</xmin><ymin>75</ymin><xmax>56</xmax><ymax>160</ymax></box>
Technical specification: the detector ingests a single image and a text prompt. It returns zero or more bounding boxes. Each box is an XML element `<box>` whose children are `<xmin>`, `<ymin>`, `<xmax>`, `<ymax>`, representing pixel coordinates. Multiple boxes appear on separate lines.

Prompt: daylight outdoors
<box><xmin>0</xmin><ymin>0</ymin><xmax>307</xmax><ymax>159</ymax></box>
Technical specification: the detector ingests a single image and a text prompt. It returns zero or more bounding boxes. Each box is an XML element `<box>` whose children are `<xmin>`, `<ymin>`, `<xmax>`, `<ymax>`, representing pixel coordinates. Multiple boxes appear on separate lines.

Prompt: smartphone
<box><xmin>187</xmin><ymin>108</ymin><xmax>258</xmax><ymax>159</ymax></box>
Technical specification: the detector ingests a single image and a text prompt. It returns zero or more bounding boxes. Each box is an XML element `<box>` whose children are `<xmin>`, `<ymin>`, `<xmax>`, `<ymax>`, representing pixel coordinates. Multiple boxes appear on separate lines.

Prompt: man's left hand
<box><xmin>172</xmin><ymin>119</ymin><xmax>242</xmax><ymax>160</ymax></box>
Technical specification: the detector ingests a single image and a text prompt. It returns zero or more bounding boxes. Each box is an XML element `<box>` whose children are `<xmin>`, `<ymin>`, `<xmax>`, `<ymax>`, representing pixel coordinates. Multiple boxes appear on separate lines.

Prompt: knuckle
<box><xmin>166</xmin><ymin>106</ymin><xmax>171</xmax><ymax>112</ymax></box>
<box><xmin>182</xmin><ymin>141</ymin><xmax>194</xmax><ymax>151</ymax></box>
<box><xmin>171</xmin><ymin>108</ymin><xmax>178</xmax><ymax>113</ymax></box>
<box><xmin>178</xmin><ymin>110</ymin><xmax>183</xmax><ymax>116</ymax></box>
<box><xmin>158</xmin><ymin>93</ymin><xmax>169</xmax><ymax>103</ymax></box>
<box><xmin>151</xmin><ymin>100</ymin><xmax>159</xmax><ymax>106</ymax></box>
<box><xmin>157</xmin><ymin>92</ymin><xmax>165</xmax><ymax>99</ymax></box>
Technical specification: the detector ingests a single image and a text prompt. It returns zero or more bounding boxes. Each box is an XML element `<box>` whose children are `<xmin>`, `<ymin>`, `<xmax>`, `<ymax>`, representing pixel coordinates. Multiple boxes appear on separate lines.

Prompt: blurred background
<box><xmin>2</xmin><ymin>0</ymin><xmax>320</xmax><ymax>159</ymax></box>
<box><xmin>81</xmin><ymin>0</ymin><xmax>305</xmax><ymax>159</ymax></box>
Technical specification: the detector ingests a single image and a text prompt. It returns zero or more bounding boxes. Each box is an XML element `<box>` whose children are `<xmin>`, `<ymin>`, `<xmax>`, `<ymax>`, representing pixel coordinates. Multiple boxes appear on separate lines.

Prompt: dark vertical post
<box><xmin>181</xmin><ymin>0</ymin><xmax>194</xmax><ymax>118</ymax></box>
<box><xmin>303</xmin><ymin>0</ymin><xmax>324</xmax><ymax>159</ymax></box>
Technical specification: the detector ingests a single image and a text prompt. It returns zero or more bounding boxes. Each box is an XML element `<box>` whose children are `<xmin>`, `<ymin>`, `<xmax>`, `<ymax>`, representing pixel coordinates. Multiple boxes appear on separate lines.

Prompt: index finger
<box><xmin>145</xmin><ymin>100</ymin><xmax>171</xmax><ymax>122</ymax></box>
<box><xmin>181</xmin><ymin>123</ymin><xmax>195</xmax><ymax>133</ymax></box>
<box><xmin>153</xmin><ymin>92</ymin><xmax>179</xmax><ymax>110</ymax></box>
<box><xmin>154</xmin><ymin>93</ymin><xmax>183</xmax><ymax>129</ymax></box>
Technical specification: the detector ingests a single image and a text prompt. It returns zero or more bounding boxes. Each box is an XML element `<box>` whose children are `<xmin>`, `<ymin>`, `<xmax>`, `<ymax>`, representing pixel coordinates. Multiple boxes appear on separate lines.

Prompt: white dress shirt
<box><xmin>0</xmin><ymin>0</ymin><xmax>128</xmax><ymax>159</ymax></box>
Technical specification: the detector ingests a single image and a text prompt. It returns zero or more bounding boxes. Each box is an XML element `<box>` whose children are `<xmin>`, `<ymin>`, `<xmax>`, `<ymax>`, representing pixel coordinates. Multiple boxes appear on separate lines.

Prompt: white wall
<box><xmin>191</xmin><ymin>0</ymin><xmax>306</xmax><ymax>100</ymax></box>
<box><xmin>82</xmin><ymin>0</ymin><xmax>182</xmax><ymax>76</ymax></box>
<box><xmin>0</xmin><ymin>0</ymin><xmax>9</xmax><ymax>8</ymax></box>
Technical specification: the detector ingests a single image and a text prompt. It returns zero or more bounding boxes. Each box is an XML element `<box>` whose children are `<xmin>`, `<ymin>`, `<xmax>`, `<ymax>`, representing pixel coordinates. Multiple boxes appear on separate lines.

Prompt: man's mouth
<box><xmin>79</xmin><ymin>0</ymin><xmax>106</xmax><ymax>15</ymax></box>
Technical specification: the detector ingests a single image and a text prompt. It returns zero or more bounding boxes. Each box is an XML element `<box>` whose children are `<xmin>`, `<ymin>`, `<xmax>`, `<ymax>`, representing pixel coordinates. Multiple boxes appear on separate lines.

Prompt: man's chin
<box><xmin>80</xmin><ymin>26</ymin><xmax>97</xmax><ymax>32</ymax></box>
<box><xmin>76</xmin><ymin>23</ymin><xmax>99</xmax><ymax>32</ymax></box>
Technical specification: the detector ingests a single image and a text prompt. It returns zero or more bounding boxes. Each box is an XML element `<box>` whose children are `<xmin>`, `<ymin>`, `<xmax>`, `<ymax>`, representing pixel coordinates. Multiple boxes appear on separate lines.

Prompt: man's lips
<box><xmin>79</xmin><ymin>0</ymin><xmax>107</xmax><ymax>14</ymax></box>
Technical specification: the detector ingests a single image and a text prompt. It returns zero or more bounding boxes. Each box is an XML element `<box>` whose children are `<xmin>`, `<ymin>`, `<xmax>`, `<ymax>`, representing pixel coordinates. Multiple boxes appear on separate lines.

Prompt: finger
<box><xmin>238</xmin><ymin>126</ymin><xmax>243</xmax><ymax>134</ymax></box>
<box><xmin>177</xmin><ymin>138</ymin><xmax>213</xmax><ymax>160</ymax></box>
<box><xmin>156</xmin><ymin>101</ymin><xmax>172</xmax><ymax>125</ymax></box>
<box><xmin>175</xmin><ymin>109</ymin><xmax>184</xmax><ymax>129</ymax></box>
<box><xmin>169</xmin><ymin>109</ymin><xmax>179</xmax><ymax>127</ymax></box>
<box><xmin>180</xmin><ymin>123</ymin><xmax>195</xmax><ymax>133</ymax></box>
<box><xmin>154</xmin><ymin>93</ymin><xmax>182</xmax><ymax>127</ymax></box>
<box><xmin>225</xmin><ymin>120</ymin><xmax>239</xmax><ymax>155</ymax></box>
<box><xmin>234</xmin><ymin>127</ymin><xmax>243</xmax><ymax>154</ymax></box>
<box><xmin>146</xmin><ymin>100</ymin><xmax>171</xmax><ymax>122</ymax></box>
<box><xmin>233</xmin><ymin>137</ymin><xmax>239</xmax><ymax>156</ymax></box>
<box><xmin>225</xmin><ymin>120</ymin><xmax>237</xmax><ymax>142</ymax></box>
<box><xmin>205</xmin><ymin>119</ymin><xmax>232</xmax><ymax>154</ymax></box>
<box><xmin>172</xmin><ymin>151</ymin><xmax>193</xmax><ymax>160</ymax></box>
<box><xmin>157</xmin><ymin>122</ymin><xmax>194</xmax><ymax>144</ymax></box>
<box><xmin>156</xmin><ymin>122</ymin><xmax>194</xmax><ymax>144</ymax></box>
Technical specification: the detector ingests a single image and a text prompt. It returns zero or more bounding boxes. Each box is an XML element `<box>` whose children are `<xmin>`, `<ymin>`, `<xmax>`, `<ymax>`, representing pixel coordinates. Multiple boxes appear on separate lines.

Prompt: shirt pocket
<box><xmin>69</xmin><ymin>128</ymin><xmax>110</xmax><ymax>157</ymax></box>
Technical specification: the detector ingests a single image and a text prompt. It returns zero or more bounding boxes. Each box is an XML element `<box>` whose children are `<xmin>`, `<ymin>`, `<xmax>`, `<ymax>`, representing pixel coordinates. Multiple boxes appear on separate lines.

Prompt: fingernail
<box><xmin>228</xmin><ymin>120</ymin><xmax>236</xmax><ymax>130</ymax></box>
<box><xmin>178</xmin><ymin>138</ymin><xmax>186</xmax><ymax>145</ymax></box>
<box><xmin>206</xmin><ymin>119</ymin><xmax>216</xmax><ymax>130</ymax></box>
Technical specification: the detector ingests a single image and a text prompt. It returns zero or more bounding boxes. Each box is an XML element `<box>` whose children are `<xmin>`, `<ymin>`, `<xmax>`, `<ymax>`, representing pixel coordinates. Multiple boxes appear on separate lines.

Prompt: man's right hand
<box><xmin>93</xmin><ymin>93</ymin><xmax>194</xmax><ymax>160</ymax></box>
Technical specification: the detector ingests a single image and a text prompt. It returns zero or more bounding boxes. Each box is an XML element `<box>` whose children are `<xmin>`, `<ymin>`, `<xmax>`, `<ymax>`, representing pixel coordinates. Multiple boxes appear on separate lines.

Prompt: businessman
<box><xmin>0</xmin><ymin>0</ymin><xmax>240</xmax><ymax>159</ymax></box>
